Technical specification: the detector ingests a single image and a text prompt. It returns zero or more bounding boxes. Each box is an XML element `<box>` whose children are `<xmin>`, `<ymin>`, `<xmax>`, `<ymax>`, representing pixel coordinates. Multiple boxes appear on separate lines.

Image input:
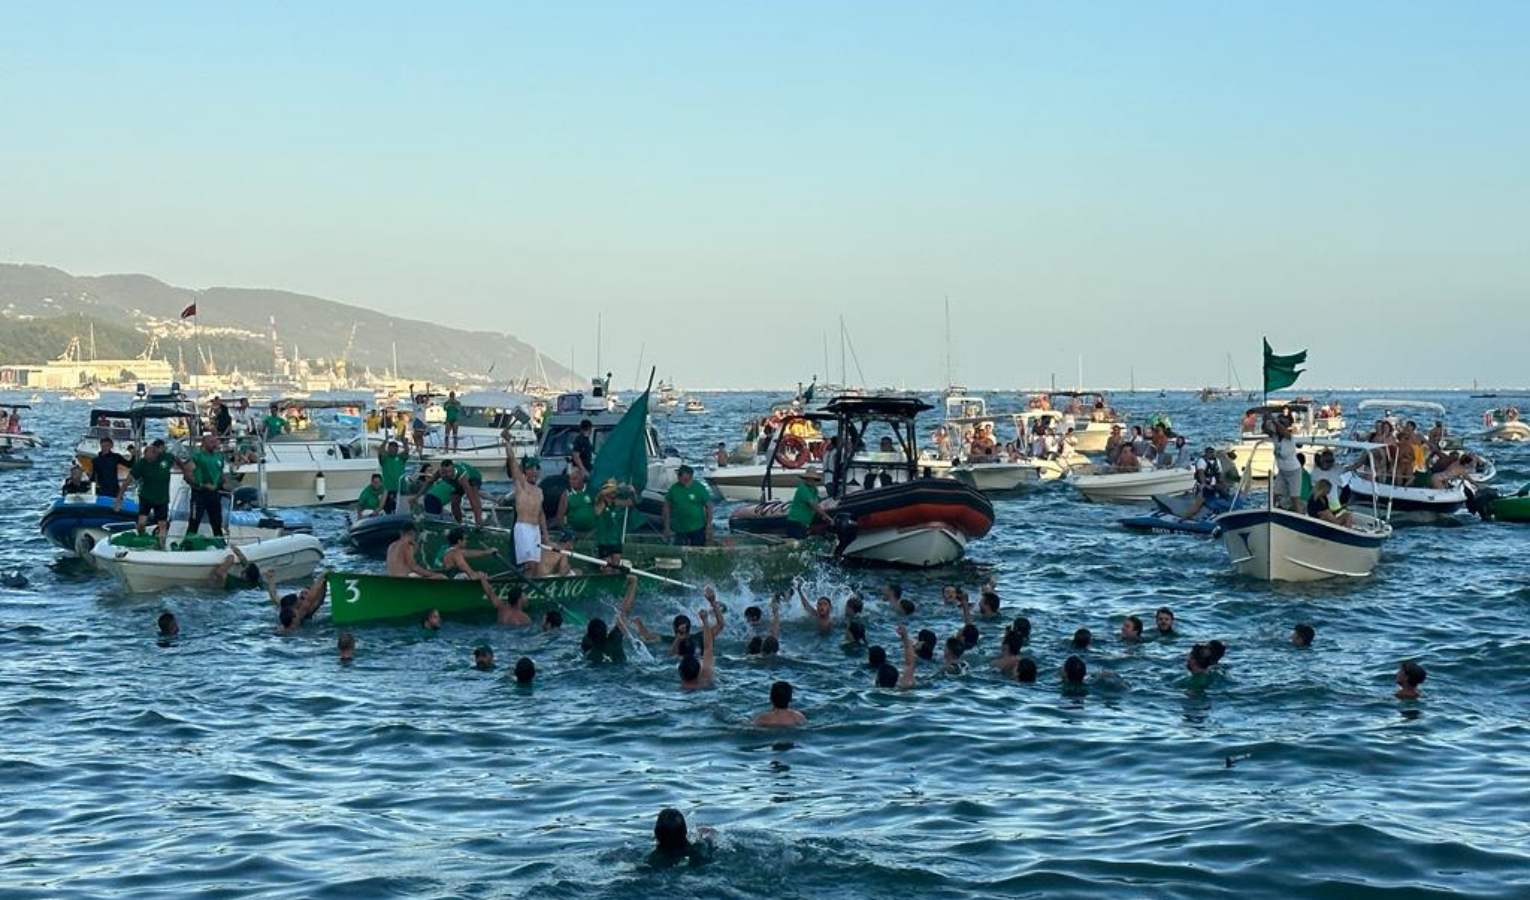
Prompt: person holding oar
<box><xmin>593</xmin><ymin>477</ymin><xmax>635</xmax><ymax>570</ymax></box>
<box><xmin>440</xmin><ymin>527</ymin><xmax>498</xmax><ymax>606</ymax></box>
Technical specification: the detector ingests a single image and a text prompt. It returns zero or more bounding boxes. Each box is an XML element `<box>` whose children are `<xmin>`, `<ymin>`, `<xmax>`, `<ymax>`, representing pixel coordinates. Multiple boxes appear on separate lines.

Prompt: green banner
<box><xmin>590</xmin><ymin>388</ymin><xmax>651</xmax><ymax>492</ymax></box>
<box><xmin>1263</xmin><ymin>338</ymin><xmax>1307</xmax><ymax>393</ymax></box>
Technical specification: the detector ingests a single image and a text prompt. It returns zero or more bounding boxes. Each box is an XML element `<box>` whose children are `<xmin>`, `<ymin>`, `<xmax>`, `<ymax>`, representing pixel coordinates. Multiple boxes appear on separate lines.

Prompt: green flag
<box><xmin>1263</xmin><ymin>338</ymin><xmax>1307</xmax><ymax>393</ymax></box>
<box><xmin>591</xmin><ymin>388</ymin><xmax>651</xmax><ymax>492</ymax></box>
<box><xmin>801</xmin><ymin>380</ymin><xmax>815</xmax><ymax>402</ymax></box>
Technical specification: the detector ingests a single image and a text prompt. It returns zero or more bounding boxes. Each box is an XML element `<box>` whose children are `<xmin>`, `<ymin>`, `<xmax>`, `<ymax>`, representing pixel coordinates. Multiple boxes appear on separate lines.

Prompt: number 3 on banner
<box><xmin>344</xmin><ymin>578</ymin><xmax>361</xmax><ymax>604</ymax></box>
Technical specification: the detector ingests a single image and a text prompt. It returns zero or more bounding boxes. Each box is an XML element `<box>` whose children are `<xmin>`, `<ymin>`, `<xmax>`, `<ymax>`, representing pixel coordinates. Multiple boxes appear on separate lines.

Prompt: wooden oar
<box><xmin>539</xmin><ymin>543</ymin><xmax>697</xmax><ymax>590</ymax></box>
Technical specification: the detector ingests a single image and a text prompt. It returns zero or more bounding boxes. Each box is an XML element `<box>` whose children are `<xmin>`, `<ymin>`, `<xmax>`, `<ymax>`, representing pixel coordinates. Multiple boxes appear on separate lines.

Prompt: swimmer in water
<box><xmin>753</xmin><ymin>679</ymin><xmax>806</xmax><ymax>727</ymax></box>
<box><xmin>842</xmin><ymin>619</ymin><xmax>867</xmax><ymax>653</ymax></box>
<box><xmin>542</xmin><ymin>609</ymin><xmax>563</xmax><ymax>632</ymax></box>
<box><xmin>650</xmin><ymin>808</ymin><xmax>715</xmax><ymax>868</ymax></box>
<box><xmin>272</xmin><ymin>568</ymin><xmax>331</xmax><ymax>635</ymax></box>
<box><xmin>1291</xmin><ymin>623</ymin><xmax>1315</xmax><ymax>648</ymax></box>
<box><xmin>492</xmin><ymin>585</ymin><xmax>532</xmax><ymax>627</ymax></box>
<box><xmin>1072</xmin><ymin>628</ymin><xmax>1092</xmax><ymax>651</ymax></box>
<box><xmin>514</xmin><ymin>657</ymin><xmax>535</xmax><ymax>685</ymax></box>
<box><xmin>1015</xmin><ymin>657</ymin><xmax>1038</xmax><ymax>683</ymax></box>
<box><xmin>1121</xmin><ymin>616</ymin><xmax>1143</xmax><ymax>642</ymax></box>
<box><xmin>1007</xmin><ymin>616</ymin><xmax>1032</xmax><ymax>646</ymax></box>
<box><xmin>747</xmin><ymin>593</ymin><xmax>783</xmax><ymax>657</ymax></box>
<box><xmin>1062</xmin><ymin>655</ymin><xmax>1087</xmax><ymax>690</ymax></box>
<box><xmin>473</xmin><ymin>645</ymin><xmax>495</xmax><ymax>671</ymax></box>
<box><xmin>421</xmin><ymin>608</ymin><xmax>442</xmax><ymax>634</ymax></box>
<box><xmin>977</xmin><ymin>588</ymin><xmax>1001</xmax><ymax>619</ymax></box>
<box><xmin>157</xmin><ymin>611</ymin><xmax>179</xmax><ymax>638</ymax></box>
<box><xmin>337</xmin><ymin>632</ymin><xmax>355</xmax><ymax>662</ymax></box>
<box><xmin>679</xmin><ymin>588</ymin><xmax>724</xmax><ymax>691</ymax></box>
<box><xmin>914</xmin><ymin>628</ymin><xmax>938</xmax><ymax>661</ymax></box>
<box><xmin>990</xmin><ymin>630</ymin><xmax>1024</xmax><ymax>675</ymax></box>
<box><xmin>1155</xmin><ymin>606</ymin><xmax>1176</xmax><ymax>637</ymax></box>
<box><xmin>795</xmin><ymin>580</ymin><xmax>835</xmax><ymax>635</ymax></box>
<box><xmin>1395</xmin><ymin>660</ymin><xmax>1427</xmax><ymax>700</ymax></box>
<box><xmin>874</xmin><ymin>623</ymin><xmax>918</xmax><ymax>689</ymax></box>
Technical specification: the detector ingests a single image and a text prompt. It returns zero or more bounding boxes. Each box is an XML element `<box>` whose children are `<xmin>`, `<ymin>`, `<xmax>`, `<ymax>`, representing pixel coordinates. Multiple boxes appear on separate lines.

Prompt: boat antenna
<box><xmin>944</xmin><ymin>296</ymin><xmax>953</xmax><ymax>390</ymax></box>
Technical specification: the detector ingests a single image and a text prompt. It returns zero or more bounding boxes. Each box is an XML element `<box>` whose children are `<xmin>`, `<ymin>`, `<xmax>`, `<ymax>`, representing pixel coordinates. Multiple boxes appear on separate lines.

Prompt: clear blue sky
<box><xmin>3</xmin><ymin>2</ymin><xmax>1526</xmax><ymax>389</ymax></box>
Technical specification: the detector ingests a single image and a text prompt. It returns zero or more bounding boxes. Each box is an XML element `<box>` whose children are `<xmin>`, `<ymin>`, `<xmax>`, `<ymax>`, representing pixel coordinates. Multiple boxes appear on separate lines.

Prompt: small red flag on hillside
<box><xmin>180</xmin><ymin>303</ymin><xmax>197</xmax><ymax>319</ymax></box>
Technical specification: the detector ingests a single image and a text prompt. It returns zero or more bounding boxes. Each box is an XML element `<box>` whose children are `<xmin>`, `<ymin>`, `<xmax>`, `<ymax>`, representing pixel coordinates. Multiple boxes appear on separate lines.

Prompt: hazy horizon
<box><xmin>4</xmin><ymin>3</ymin><xmax>1525</xmax><ymax>390</ymax></box>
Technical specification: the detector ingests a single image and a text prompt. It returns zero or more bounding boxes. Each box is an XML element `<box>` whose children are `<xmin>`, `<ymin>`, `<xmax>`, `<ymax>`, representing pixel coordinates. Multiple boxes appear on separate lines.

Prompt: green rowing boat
<box><xmin>327</xmin><ymin>571</ymin><xmax>633</xmax><ymax>625</ymax></box>
<box><xmin>414</xmin><ymin>516</ymin><xmax>821</xmax><ymax>587</ymax></box>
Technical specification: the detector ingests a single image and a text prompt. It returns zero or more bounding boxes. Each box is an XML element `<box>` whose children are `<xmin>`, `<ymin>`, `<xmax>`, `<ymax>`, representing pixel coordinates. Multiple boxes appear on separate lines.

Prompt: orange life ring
<box><xmin>775</xmin><ymin>435</ymin><xmax>810</xmax><ymax>469</ymax></box>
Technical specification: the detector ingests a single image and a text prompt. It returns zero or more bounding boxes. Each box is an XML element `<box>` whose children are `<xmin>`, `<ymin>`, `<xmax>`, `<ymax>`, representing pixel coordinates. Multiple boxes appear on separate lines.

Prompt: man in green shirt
<box><xmin>594</xmin><ymin>478</ymin><xmax>636</xmax><ymax>569</ymax></box>
<box><xmin>123</xmin><ymin>439</ymin><xmax>176</xmax><ymax>541</ymax></box>
<box><xmin>377</xmin><ymin>440</ymin><xmax>408</xmax><ymax>513</ymax></box>
<box><xmin>663</xmin><ymin>465</ymin><xmax>713</xmax><ymax>547</ymax></box>
<box><xmin>357</xmin><ymin>474</ymin><xmax>386</xmax><ymax>518</ymax></box>
<box><xmin>185</xmin><ymin>433</ymin><xmax>227</xmax><ymax>537</ymax></box>
<box><xmin>261</xmin><ymin>403</ymin><xmax>287</xmax><ymax>439</ymax></box>
<box><xmin>785</xmin><ymin>468</ymin><xmax>827</xmax><ymax>539</ymax></box>
<box><xmin>442</xmin><ymin>391</ymin><xmax>463</xmax><ymax>452</ymax></box>
<box><xmin>558</xmin><ymin>465</ymin><xmax>597</xmax><ymax>535</ymax></box>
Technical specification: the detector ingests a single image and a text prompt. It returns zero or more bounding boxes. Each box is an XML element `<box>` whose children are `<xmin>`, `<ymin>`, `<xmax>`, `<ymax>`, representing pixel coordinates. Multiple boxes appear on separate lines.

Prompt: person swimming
<box><xmin>1015</xmin><ymin>657</ymin><xmax>1038</xmax><ymax>683</ymax></box>
<box><xmin>514</xmin><ymin>657</ymin><xmax>536</xmax><ymax>685</ymax></box>
<box><xmin>1062</xmin><ymin>655</ymin><xmax>1087</xmax><ymax>690</ymax></box>
<box><xmin>1155</xmin><ymin>607</ymin><xmax>1176</xmax><ymax>637</ymax></box>
<box><xmin>1291</xmin><ymin>623</ymin><xmax>1315</xmax><ymax>648</ymax></box>
<box><xmin>1072</xmin><ymin>628</ymin><xmax>1092</xmax><ymax>651</ymax></box>
<box><xmin>650</xmin><ymin>808</ymin><xmax>714</xmax><ymax>868</ymax></box>
<box><xmin>337</xmin><ymin>631</ymin><xmax>355</xmax><ymax>662</ymax></box>
<box><xmin>1395</xmin><ymin>660</ymin><xmax>1427</xmax><ymax>700</ymax></box>
<box><xmin>753</xmin><ymin>680</ymin><xmax>806</xmax><ymax>727</ymax></box>
<box><xmin>473</xmin><ymin>645</ymin><xmax>495</xmax><ymax>670</ymax></box>
<box><xmin>1121</xmin><ymin>616</ymin><xmax>1143</xmax><ymax>641</ymax></box>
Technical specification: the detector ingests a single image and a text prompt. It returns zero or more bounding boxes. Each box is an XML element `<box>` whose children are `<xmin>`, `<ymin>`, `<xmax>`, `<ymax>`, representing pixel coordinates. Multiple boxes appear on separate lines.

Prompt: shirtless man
<box><xmin>209</xmin><ymin>545</ymin><xmax>261</xmax><ymax>591</ymax></box>
<box><xmin>503</xmin><ymin>431</ymin><xmax>548</xmax><ymax>577</ymax></box>
<box><xmin>752</xmin><ymin>680</ymin><xmax>807</xmax><ymax>728</ymax></box>
<box><xmin>270</xmin><ymin>567</ymin><xmax>332</xmax><ymax>634</ymax></box>
<box><xmin>795</xmin><ymin>580</ymin><xmax>835</xmax><ymax>635</ymax></box>
<box><xmin>441</xmin><ymin>527</ymin><xmax>498</xmax><ymax>603</ymax></box>
<box><xmin>492</xmin><ymin>585</ymin><xmax>532</xmax><ymax>626</ymax></box>
<box><xmin>386</xmin><ymin>524</ymin><xmax>445</xmax><ymax>579</ymax></box>
<box><xmin>679</xmin><ymin>590</ymin><xmax>724</xmax><ymax>691</ymax></box>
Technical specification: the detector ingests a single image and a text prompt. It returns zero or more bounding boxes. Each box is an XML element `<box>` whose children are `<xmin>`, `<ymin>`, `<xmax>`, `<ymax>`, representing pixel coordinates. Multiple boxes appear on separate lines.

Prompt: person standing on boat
<box><xmin>556</xmin><ymin>465</ymin><xmax>597</xmax><ymax>537</ymax></box>
<box><xmin>261</xmin><ymin>403</ymin><xmax>286</xmax><ymax>439</ymax></box>
<box><xmin>183</xmin><ymin>433</ymin><xmax>227</xmax><ymax>538</ymax></box>
<box><xmin>119</xmin><ymin>439</ymin><xmax>175</xmax><ymax>542</ymax></box>
<box><xmin>377</xmin><ymin>440</ymin><xmax>409</xmax><ymax>513</ymax></box>
<box><xmin>593</xmin><ymin>478</ymin><xmax>634</xmax><ymax>570</ymax></box>
<box><xmin>664</xmin><ymin>465</ymin><xmax>713</xmax><ymax>547</ymax></box>
<box><xmin>92</xmin><ymin>437</ymin><xmax>129</xmax><ymax>502</ymax></box>
<box><xmin>441</xmin><ymin>391</ymin><xmax>463</xmax><ymax>452</ymax></box>
<box><xmin>785</xmin><ymin>468</ymin><xmax>827</xmax><ymax>539</ymax></box>
<box><xmin>411</xmin><ymin>388</ymin><xmax>429</xmax><ymax>454</ymax></box>
<box><xmin>572</xmin><ymin>419</ymin><xmax>596</xmax><ymax>473</ymax></box>
<box><xmin>1268</xmin><ymin>415</ymin><xmax>1301</xmax><ymax>511</ymax></box>
<box><xmin>506</xmin><ymin>450</ymin><xmax>549</xmax><ymax>576</ymax></box>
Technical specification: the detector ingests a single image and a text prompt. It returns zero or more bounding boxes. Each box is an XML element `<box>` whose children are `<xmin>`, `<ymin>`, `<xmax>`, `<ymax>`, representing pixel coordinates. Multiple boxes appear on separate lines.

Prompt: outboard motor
<box><xmin>830</xmin><ymin>513</ymin><xmax>858</xmax><ymax>558</ymax></box>
<box><xmin>1465</xmin><ymin>486</ymin><xmax>1499</xmax><ymax>521</ymax></box>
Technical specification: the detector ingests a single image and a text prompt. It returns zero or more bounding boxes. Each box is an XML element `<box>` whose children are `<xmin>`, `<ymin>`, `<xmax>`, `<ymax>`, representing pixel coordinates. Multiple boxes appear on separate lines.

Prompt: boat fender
<box><xmin>775</xmin><ymin>435</ymin><xmax>810</xmax><ymax>469</ymax></box>
<box><xmin>315</xmin><ymin>473</ymin><xmax>327</xmax><ymax>501</ymax></box>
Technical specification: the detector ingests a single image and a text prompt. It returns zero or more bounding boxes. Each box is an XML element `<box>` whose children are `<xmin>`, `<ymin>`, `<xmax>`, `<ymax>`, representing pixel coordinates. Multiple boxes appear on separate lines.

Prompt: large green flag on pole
<box><xmin>1262</xmin><ymin>338</ymin><xmax>1307</xmax><ymax>394</ymax></box>
<box><xmin>591</xmin><ymin>374</ymin><xmax>653</xmax><ymax>492</ymax></box>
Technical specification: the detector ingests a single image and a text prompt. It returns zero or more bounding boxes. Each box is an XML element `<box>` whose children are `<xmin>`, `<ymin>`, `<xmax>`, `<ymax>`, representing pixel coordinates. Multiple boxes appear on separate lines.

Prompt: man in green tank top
<box><xmin>594</xmin><ymin>478</ymin><xmax>635</xmax><ymax>569</ymax></box>
<box><xmin>443</xmin><ymin>391</ymin><xmax>463</xmax><ymax>452</ymax></box>
<box><xmin>559</xmin><ymin>466</ymin><xmax>597</xmax><ymax>535</ymax></box>
<box><xmin>663</xmin><ymin>466</ymin><xmax>712</xmax><ymax>546</ymax></box>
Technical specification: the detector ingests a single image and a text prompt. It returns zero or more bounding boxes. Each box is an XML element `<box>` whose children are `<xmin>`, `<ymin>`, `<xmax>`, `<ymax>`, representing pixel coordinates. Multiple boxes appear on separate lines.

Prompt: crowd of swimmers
<box><xmin>152</xmin><ymin>572</ymin><xmax>1432</xmax><ymax>718</ymax></box>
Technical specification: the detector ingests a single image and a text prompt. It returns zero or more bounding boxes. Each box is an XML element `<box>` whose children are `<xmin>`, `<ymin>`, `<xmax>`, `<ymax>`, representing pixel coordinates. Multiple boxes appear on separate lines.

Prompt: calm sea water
<box><xmin>3</xmin><ymin>390</ymin><xmax>1528</xmax><ymax>899</ymax></box>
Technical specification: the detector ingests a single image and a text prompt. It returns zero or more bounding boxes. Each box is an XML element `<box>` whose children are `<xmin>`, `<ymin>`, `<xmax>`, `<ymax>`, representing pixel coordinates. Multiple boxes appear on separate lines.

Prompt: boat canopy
<box><xmin>457</xmin><ymin>390</ymin><xmax>533</xmax><ymax>410</ymax></box>
<box><xmin>0</xmin><ymin>403</ymin><xmax>32</xmax><ymax>410</ymax></box>
<box><xmin>824</xmin><ymin>395</ymin><xmax>933</xmax><ymax>418</ymax></box>
<box><xmin>1046</xmin><ymin>390</ymin><xmax>1108</xmax><ymax>401</ymax></box>
<box><xmin>1243</xmin><ymin>401</ymin><xmax>1313</xmax><ymax>416</ymax></box>
<box><xmin>1295</xmin><ymin>437</ymin><xmax>1385</xmax><ymax>451</ymax></box>
<box><xmin>1356</xmin><ymin>399</ymin><xmax>1446</xmax><ymax>415</ymax></box>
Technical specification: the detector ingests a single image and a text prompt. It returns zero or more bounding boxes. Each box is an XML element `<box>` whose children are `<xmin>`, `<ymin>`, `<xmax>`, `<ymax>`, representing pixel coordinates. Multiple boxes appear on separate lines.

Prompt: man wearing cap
<box><xmin>594</xmin><ymin>477</ymin><xmax>635</xmax><ymax>569</ymax></box>
<box><xmin>785</xmin><ymin>468</ymin><xmax>828</xmax><ymax>539</ymax></box>
<box><xmin>663</xmin><ymin>465</ymin><xmax>712</xmax><ymax>547</ymax></box>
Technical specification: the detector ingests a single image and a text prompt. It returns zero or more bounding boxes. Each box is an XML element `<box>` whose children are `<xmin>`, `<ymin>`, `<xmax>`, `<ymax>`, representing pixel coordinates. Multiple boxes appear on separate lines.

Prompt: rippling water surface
<box><xmin>3</xmin><ymin>390</ymin><xmax>1528</xmax><ymax>899</ymax></box>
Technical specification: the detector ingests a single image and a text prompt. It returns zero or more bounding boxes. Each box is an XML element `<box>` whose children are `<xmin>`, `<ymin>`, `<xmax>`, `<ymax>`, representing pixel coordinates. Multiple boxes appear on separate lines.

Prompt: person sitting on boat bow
<box><xmin>1307</xmin><ymin>479</ymin><xmax>1352</xmax><ymax>527</ymax></box>
<box><xmin>386</xmin><ymin>524</ymin><xmax>446</xmax><ymax>579</ymax></box>
<box><xmin>442</xmin><ymin>527</ymin><xmax>499</xmax><ymax>605</ymax></box>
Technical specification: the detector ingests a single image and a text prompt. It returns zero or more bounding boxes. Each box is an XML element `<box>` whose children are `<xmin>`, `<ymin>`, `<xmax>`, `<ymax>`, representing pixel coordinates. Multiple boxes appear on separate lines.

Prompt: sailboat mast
<box><xmin>839</xmin><ymin>316</ymin><xmax>847</xmax><ymax>388</ymax></box>
<box><xmin>1077</xmin><ymin>355</ymin><xmax>1083</xmax><ymax>392</ymax></box>
<box><xmin>944</xmin><ymin>297</ymin><xmax>953</xmax><ymax>389</ymax></box>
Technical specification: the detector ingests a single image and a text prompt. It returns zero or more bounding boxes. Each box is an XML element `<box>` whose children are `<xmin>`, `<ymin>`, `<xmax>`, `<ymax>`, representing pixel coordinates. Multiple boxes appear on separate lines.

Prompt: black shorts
<box><xmin>597</xmin><ymin>544</ymin><xmax>622</xmax><ymax>558</ymax></box>
<box><xmin>141</xmin><ymin>502</ymin><xmax>169</xmax><ymax>524</ymax></box>
<box><xmin>675</xmin><ymin>528</ymin><xmax>707</xmax><ymax>547</ymax></box>
<box><xmin>424</xmin><ymin>495</ymin><xmax>445</xmax><ymax>515</ymax></box>
<box><xmin>785</xmin><ymin>521</ymin><xmax>809</xmax><ymax>539</ymax></box>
